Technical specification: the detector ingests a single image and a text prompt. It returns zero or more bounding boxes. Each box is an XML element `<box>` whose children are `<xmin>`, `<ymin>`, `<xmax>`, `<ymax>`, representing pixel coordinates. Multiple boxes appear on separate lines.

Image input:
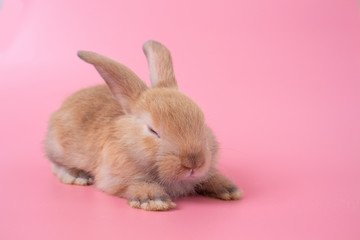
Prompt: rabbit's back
<box><xmin>45</xmin><ymin>84</ymin><xmax>124</xmax><ymax>172</ymax></box>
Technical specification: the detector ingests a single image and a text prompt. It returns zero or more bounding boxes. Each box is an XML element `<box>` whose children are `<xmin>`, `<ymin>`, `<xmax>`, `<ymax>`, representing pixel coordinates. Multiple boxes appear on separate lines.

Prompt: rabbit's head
<box><xmin>78</xmin><ymin>41</ymin><xmax>216</xmax><ymax>184</ymax></box>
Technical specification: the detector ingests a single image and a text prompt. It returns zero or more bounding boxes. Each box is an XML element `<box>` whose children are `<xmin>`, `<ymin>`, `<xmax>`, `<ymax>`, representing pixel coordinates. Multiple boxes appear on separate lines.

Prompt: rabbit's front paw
<box><xmin>126</xmin><ymin>182</ymin><xmax>176</xmax><ymax>211</ymax></box>
<box><xmin>196</xmin><ymin>172</ymin><xmax>243</xmax><ymax>200</ymax></box>
<box><xmin>216</xmin><ymin>185</ymin><xmax>243</xmax><ymax>200</ymax></box>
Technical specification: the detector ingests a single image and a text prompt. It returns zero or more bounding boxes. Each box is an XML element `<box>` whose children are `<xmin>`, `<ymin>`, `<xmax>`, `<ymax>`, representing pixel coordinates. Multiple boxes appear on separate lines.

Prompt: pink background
<box><xmin>1</xmin><ymin>0</ymin><xmax>360</xmax><ymax>239</ymax></box>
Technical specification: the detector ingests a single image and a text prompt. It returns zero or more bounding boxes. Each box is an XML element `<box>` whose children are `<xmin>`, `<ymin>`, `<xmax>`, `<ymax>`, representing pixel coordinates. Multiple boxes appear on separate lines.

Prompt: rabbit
<box><xmin>44</xmin><ymin>40</ymin><xmax>242</xmax><ymax>211</ymax></box>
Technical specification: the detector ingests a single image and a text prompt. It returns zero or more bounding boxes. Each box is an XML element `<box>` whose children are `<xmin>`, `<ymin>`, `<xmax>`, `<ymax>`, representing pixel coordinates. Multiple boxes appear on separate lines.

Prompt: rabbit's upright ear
<box><xmin>143</xmin><ymin>40</ymin><xmax>178</xmax><ymax>89</ymax></box>
<box><xmin>78</xmin><ymin>51</ymin><xmax>148</xmax><ymax>113</ymax></box>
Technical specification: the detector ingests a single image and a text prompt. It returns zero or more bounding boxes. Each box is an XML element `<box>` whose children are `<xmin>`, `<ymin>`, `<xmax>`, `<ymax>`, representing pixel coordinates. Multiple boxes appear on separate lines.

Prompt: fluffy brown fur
<box><xmin>44</xmin><ymin>40</ymin><xmax>242</xmax><ymax>211</ymax></box>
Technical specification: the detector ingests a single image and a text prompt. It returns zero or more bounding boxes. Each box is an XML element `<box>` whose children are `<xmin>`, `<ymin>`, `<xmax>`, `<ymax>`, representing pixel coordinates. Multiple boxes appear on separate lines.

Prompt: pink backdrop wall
<box><xmin>1</xmin><ymin>0</ymin><xmax>359</xmax><ymax>239</ymax></box>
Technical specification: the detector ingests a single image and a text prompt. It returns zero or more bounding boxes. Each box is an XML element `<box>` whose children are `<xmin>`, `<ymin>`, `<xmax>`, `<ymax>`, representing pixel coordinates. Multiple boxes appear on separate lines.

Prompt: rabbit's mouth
<box><xmin>184</xmin><ymin>168</ymin><xmax>195</xmax><ymax>178</ymax></box>
<box><xmin>182</xmin><ymin>167</ymin><xmax>205</xmax><ymax>180</ymax></box>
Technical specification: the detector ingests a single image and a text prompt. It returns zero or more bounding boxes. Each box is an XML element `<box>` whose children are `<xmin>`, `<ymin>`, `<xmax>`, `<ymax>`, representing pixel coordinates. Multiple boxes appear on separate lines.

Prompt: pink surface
<box><xmin>1</xmin><ymin>0</ymin><xmax>360</xmax><ymax>239</ymax></box>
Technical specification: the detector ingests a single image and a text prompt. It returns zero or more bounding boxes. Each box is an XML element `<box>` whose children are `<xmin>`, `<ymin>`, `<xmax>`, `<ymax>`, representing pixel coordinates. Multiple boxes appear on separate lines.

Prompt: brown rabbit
<box><xmin>44</xmin><ymin>40</ymin><xmax>242</xmax><ymax>211</ymax></box>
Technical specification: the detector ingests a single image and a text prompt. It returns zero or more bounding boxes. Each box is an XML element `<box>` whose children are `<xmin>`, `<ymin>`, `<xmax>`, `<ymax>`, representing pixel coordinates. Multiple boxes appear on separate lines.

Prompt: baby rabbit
<box><xmin>44</xmin><ymin>40</ymin><xmax>242</xmax><ymax>211</ymax></box>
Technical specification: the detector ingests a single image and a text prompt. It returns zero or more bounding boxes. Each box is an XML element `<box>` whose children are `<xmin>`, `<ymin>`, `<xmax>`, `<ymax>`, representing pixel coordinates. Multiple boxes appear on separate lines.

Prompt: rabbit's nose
<box><xmin>181</xmin><ymin>152</ymin><xmax>204</xmax><ymax>169</ymax></box>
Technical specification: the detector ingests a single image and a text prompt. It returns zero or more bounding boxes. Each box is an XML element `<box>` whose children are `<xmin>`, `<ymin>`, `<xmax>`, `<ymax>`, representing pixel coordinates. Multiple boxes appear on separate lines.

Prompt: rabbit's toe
<box><xmin>196</xmin><ymin>173</ymin><xmax>243</xmax><ymax>201</ymax></box>
<box><xmin>125</xmin><ymin>182</ymin><xmax>175</xmax><ymax>211</ymax></box>
<box><xmin>129</xmin><ymin>198</ymin><xmax>176</xmax><ymax>211</ymax></box>
<box><xmin>218</xmin><ymin>186</ymin><xmax>243</xmax><ymax>200</ymax></box>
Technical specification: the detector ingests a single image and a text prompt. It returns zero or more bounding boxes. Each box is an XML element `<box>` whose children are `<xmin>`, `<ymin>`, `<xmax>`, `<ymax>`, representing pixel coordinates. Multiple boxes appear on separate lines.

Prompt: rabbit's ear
<box><xmin>143</xmin><ymin>40</ymin><xmax>178</xmax><ymax>89</ymax></box>
<box><xmin>78</xmin><ymin>50</ymin><xmax>148</xmax><ymax>113</ymax></box>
